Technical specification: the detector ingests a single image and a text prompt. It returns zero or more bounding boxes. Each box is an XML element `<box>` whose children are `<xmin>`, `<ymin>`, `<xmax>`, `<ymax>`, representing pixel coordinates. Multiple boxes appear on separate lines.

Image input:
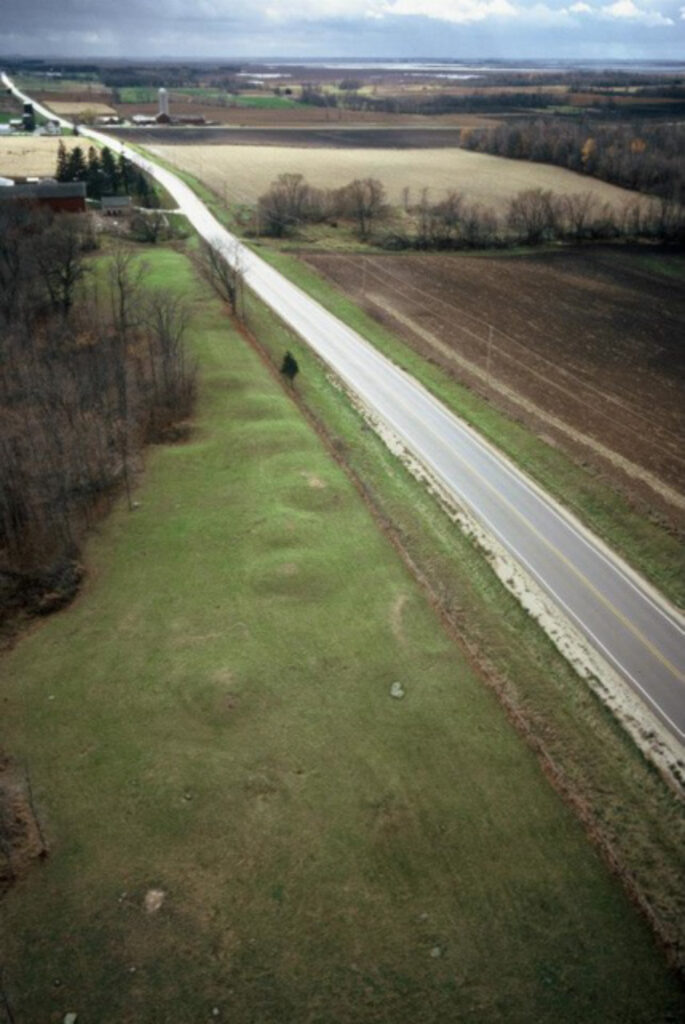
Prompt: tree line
<box><xmin>300</xmin><ymin>84</ymin><xmax>562</xmax><ymax>116</ymax></box>
<box><xmin>461</xmin><ymin>119</ymin><xmax>685</xmax><ymax>204</ymax></box>
<box><xmin>252</xmin><ymin>172</ymin><xmax>684</xmax><ymax>248</ymax></box>
<box><xmin>56</xmin><ymin>141</ymin><xmax>157</xmax><ymax>205</ymax></box>
<box><xmin>0</xmin><ymin>205</ymin><xmax>196</xmax><ymax>627</ymax></box>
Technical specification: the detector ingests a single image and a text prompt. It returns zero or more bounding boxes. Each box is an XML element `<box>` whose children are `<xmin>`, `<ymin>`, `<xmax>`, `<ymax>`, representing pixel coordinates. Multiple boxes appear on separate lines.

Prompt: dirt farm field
<box><xmin>151</xmin><ymin>142</ymin><xmax>642</xmax><ymax>212</ymax></box>
<box><xmin>45</xmin><ymin>100</ymin><xmax>118</xmax><ymax>116</ymax></box>
<box><xmin>117</xmin><ymin>126</ymin><xmax>470</xmax><ymax>148</ymax></box>
<box><xmin>0</xmin><ymin>137</ymin><xmax>83</xmax><ymax>178</ymax></box>
<box><xmin>303</xmin><ymin>247</ymin><xmax>685</xmax><ymax>524</ymax></box>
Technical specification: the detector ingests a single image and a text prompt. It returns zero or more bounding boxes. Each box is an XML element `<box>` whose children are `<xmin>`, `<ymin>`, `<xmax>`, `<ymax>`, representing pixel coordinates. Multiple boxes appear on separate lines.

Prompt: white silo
<box><xmin>158</xmin><ymin>88</ymin><xmax>170</xmax><ymax>118</ymax></box>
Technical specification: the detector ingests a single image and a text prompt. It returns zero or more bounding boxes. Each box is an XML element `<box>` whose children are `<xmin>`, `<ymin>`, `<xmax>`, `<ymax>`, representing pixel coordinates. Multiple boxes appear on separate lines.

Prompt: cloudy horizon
<box><xmin>3</xmin><ymin>0</ymin><xmax>684</xmax><ymax>61</ymax></box>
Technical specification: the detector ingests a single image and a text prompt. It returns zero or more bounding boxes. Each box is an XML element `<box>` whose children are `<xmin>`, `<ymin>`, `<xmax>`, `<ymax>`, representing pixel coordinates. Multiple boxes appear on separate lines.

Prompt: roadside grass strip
<box><xmin>0</xmin><ymin>246</ymin><xmax>683</xmax><ymax>1022</ymax></box>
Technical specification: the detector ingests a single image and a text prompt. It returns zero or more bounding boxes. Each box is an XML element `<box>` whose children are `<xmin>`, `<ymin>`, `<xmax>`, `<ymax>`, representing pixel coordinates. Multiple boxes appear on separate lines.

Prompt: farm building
<box><xmin>101</xmin><ymin>195</ymin><xmax>132</xmax><ymax>216</ymax></box>
<box><xmin>0</xmin><ymin>180</ymin><xmax>87</xmax><ymax>213</ymax></box>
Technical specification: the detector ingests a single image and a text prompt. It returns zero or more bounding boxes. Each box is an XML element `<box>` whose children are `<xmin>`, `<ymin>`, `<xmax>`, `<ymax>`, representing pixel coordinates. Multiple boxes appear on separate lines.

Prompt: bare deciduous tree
<box><xmin>339</xmin><ymin>177</ymin><xmax>388</xmax><ymax>240</ymax></box>
<box><xmin>562</xmin><ymin>192</ymin><xmax>598</xmax><ymax>238</ymax></box>
<box><xmin>34</xmin><ymin>215</ymin><xmax>90</xmax><ymax>317</ymax></box>
<box><xmin>193</xmin><ymin>237</ymin><xmax>244</xmax><ymax>316</ymax></box>
<box><xmin>257</xmin><ymin>172</ymin><xmax>320</xmax><ymax>237</ymax></box>
<box><xmin>507</xmin><ymin>188</ymin><xmax>561</xmax><ymax>245</ymax></box>
<box><xmin>130</xmin><ymin>208</ymin><xmax>169</xmax><ymax>244</ymax></box>
<box><xmin>0</xmin><ymin>210</ymin><xmax>198</xmax><ymax>601</ymax></box>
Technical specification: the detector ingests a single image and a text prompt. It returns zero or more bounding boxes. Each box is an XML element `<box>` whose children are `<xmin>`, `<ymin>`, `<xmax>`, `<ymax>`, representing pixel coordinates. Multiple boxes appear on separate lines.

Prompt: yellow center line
<box><xmin>366</xmin><ymin>369</ymin><xmax>685</xmax><ymax>686</ymax></box>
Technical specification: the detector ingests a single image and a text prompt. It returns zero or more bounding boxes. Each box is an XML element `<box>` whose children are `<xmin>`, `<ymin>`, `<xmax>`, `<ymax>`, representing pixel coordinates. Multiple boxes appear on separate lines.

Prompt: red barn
<box><xmin>0</xmin><ymin>181</ymin><xmax>87</xmax><ymax>213</ymax></box>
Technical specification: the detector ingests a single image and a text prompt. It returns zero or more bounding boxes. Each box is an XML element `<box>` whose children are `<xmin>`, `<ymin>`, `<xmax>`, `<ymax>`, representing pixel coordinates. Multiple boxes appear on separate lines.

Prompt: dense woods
<box><xmin>301</xmin><ymin>84</ymin><xmax>563</xmax><ymax>115</ymax></box>
<box><xmin>0</xmin><ymin>207</ymin><xmax>196</xmax><ymax>631</ymax></box>
<box><xmin>462</xmin><ymin>120</ymin><xmax>685</xmax><ymax>204</ymax></box>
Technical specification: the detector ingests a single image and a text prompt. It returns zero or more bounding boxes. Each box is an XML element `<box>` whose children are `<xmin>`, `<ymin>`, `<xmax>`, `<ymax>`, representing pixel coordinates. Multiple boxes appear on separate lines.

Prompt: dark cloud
<box><xmin>1</xmin><ymin>0</ymin><xmax>683</xmax><ymax>59</ymax></box>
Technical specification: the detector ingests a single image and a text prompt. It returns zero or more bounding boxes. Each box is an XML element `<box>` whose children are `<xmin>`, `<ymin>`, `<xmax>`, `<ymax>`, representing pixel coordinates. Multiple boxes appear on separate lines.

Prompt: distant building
<box><xmin>0</xmin><ymin>180</ymin><xmax>87</xmax><ymax>213</ymax></box>
<box><xmin>22</xmin><ymin>102</ymin><xmax>35</xmax><ymax>132</ymax></box>
<box><xmin>131</xmin><ymin>114</ymin><xmax>158</xmax><ymax>126</ymax></box>
<box><xmin>101</xmin><ymin>195</ymin><xmax>132</xmax><ymax>216</ymax></box>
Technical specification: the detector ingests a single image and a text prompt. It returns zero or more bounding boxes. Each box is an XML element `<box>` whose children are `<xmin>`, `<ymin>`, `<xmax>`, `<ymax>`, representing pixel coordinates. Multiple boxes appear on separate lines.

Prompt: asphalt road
<box><xmin>5</xmin><ymin>75</ymin><xmax>684</xmax><ymax>746</ymax></box>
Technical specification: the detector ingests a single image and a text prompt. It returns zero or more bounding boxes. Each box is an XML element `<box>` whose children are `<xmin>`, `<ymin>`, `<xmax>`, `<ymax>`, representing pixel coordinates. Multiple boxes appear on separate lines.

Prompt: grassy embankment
<box><xmin>238</xmin><ymin>271</ymin><xmax>685</xmax><ymax>961</ymax></box>
<box><xmin>1</xmin><ymin>243</ymin><xmax>683</xmax><ymax>1022</ymax></box>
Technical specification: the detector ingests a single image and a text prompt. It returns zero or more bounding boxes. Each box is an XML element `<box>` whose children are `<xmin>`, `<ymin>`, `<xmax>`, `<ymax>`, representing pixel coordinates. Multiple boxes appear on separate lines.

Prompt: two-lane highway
<box><xmin>5</xmin><ymin>73</ymin><xmax>684</xmax><ymax>748</ymax></box>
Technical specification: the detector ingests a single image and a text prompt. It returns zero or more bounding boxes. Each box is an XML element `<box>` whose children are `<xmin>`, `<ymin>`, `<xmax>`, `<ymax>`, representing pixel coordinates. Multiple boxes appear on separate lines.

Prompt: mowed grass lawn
<box><xmin>0</xmin><ymin>247</ymin><xmax>682</xmax><ymax>1023</ymax></box>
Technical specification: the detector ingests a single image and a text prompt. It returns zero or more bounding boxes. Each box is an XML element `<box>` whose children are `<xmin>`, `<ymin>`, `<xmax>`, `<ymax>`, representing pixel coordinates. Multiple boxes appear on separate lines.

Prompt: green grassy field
<box><xmin>117</xmin><ymin>86</ymin><xmax>299</xmax><ymax>109</ymax></box>
<box><xmin>15</xmin><ymin>74</ymin><xmax>108</xmax><ymax>94</ymax></box>
<box><xmin>1</xmin><ymin>245</ymin><xmax>683</xmax><ymax>1022</ymax></box>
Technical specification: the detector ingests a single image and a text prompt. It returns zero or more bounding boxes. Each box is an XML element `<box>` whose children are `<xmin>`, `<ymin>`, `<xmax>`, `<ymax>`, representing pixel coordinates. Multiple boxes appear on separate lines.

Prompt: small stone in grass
<box><xmin>144</xmin><ymin>889</ymin><xmax>165</xmax><ymax>913</ymax></box>
<box><xmin>390</xmin><ymin>681</ymin><xmax>405</xmax><ymax>700</ymax></box>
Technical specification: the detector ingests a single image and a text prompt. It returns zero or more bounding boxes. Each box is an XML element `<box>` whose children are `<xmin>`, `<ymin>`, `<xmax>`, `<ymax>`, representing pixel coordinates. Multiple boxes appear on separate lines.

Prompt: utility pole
<box><xmin>486</xmin><ymin>324</ymin><xmax>493</xmax><ymax>385</ymax></box>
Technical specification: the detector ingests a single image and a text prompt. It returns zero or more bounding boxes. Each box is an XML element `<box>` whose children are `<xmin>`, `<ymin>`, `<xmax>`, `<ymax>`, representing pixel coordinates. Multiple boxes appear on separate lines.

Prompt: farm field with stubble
<box><xmin>149</xmin><ymin>141</ymin><xmax>640</xmax><ymax>210</ymax></box>
<box><xmin>0</xmin><ymin>135</ymin><xmax>83</xmax><ymax>177</ymax></box>
<box><xmin>302</xmin><ymin>245</ymin><xmax>685</xmax><ymax>528</ymax></box>
<box><xmin>1</xmin><ymin>245</ymin><xmax>683</xmax><ymax>1023</ymax></box>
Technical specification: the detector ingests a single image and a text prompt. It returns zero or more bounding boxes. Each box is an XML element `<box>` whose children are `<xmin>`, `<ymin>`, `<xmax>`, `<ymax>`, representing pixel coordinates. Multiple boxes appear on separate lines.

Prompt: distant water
<box><xmin>264</xmin><ymin>59</ymin><xmax>685</xmax><ymax>76</ymax></box>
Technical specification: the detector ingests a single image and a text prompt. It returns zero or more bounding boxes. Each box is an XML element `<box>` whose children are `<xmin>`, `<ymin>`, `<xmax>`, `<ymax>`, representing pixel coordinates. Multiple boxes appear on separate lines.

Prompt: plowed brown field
<box><xmin>303</xmin><ymin>247</ymin><xmax>685</xmax><ymax>524</ymax></box>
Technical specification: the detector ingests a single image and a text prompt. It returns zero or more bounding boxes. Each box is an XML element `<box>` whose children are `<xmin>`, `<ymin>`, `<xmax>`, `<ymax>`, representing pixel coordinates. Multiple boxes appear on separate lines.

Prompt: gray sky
<box><xmin>3</xmin><ymin>0</ymin><xmax>684</xmax><ymax>61</ymax></box>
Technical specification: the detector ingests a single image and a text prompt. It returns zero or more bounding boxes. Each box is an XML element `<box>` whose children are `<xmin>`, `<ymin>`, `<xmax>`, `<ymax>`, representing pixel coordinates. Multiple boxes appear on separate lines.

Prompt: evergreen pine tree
<box><xmin>55</xmin><ymin>140</ymin><xmax>70</xmax><ymax>182</ymax></box>
<box><xmin>280</xmin><ymin>351</ymin><xmax>299</xmax><ymax>382</ymax></box>
<box><xmin>86</xmin><ymin>146</ymin><xmax>103</xmax><ymax>199</ymax></box>
<box><xmin>100</xmin><ymin>147</ymin><xmax>119</xmax><ymax>194</ymax></box>
<box><xmin>118</xmin><ymin>152</ymin><xmax>132</xmax><ymax>194</ymax></box>
<box><xmin>134</xmin><ymin>169</ymin><xmax>151</xmax><ymax>206</ymax></box>
<box><xmin>66</xmin><ymin>146</ymin><xmax>87</xmax><ymax>182</ymax></box>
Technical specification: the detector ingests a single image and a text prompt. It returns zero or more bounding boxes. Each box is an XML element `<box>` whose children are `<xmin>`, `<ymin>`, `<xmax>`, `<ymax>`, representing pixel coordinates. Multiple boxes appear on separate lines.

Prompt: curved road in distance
<box><xmin>6</xmin><ymin>74</ymin><xmax>684</xmax><ymax>747</ymax></box>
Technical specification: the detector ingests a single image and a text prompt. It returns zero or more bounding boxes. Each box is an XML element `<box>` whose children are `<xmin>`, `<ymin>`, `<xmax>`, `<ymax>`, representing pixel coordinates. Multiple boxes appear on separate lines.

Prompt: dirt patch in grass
<box><xmin>390</xmin><ymin>592</ymin><xmax>408</xmax><ymax>644</ymax></box>
<box><xmin>303</xmin><ymin>246</ymin><xmax>685</xmax><ymax>530</ymax></box>
<box><xmin>0</xmin><ymin>561</ymin><xmax>84</xmax><ymax>650</ymax></box>
<box><xmin>0</xmin><ymin>757</ymin><xmax>47</xmax><ymax>895</ymax></box>
<box><xmin>301</xmin><ymin>470</ymin><xmax>326</xmax><ymax>488</ymax></box>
